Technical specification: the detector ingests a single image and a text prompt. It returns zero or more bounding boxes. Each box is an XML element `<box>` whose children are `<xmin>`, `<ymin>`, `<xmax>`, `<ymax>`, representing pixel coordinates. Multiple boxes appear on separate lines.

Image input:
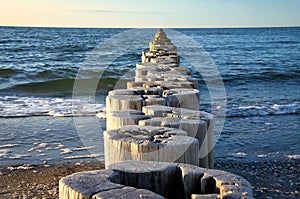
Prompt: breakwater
<box><xmin>59</xmin><ymin>29</ymin><xmax>253</xmax><ymax>199</ymax></box>
<box><xmin>105</xmin><ymin>29</ymin><xmax>214</xmax><ymax>168</ymax></box>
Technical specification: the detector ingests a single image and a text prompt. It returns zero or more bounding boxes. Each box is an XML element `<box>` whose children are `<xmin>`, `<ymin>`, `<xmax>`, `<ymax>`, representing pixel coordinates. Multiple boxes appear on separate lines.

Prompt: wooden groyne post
<box><xmin>59</xmin><ymin>160</ymin><xmax>254</xmax><ymax>199</ymax></box>
<box><xmin>59</xmin><ymin>29</ymin><xmax>254</xmax><ymax>199</ymax></box>
<box><xmin>105</xmin><ymin>28</ymin><xmax>214</xmax><ymax>168</ymax></box>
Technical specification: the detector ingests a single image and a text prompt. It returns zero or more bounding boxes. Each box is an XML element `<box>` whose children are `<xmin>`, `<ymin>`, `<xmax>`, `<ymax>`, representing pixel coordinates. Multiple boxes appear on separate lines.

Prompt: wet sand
<box><xmin>215</xmin><ymin>159</ymin><xmax>300</xmax><ymax>198</ymax></box>
<box><xmin>0</xmin><ymin>159</ymin><xmax>299</xmax><ymax>199</ymax></box>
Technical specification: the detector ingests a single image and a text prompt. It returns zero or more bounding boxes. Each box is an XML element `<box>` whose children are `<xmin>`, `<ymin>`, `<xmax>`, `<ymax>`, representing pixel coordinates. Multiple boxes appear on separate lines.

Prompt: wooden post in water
<box><xmin>59</xmin><ymin>29</ymin><xmax>255</xmax><ymax>199</ymax></box>
<box><xmin>105</xmin><ymin>28</ymin><xmax>215</xmax><ymax>169</ymax></box>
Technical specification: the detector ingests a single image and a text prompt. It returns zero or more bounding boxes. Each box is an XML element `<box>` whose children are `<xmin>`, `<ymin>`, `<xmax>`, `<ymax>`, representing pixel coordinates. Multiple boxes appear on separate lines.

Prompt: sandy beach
<box><xmin>0</xmin><ymin>158</ymin><xmax>299</xmax><ymax>199</ymax></box>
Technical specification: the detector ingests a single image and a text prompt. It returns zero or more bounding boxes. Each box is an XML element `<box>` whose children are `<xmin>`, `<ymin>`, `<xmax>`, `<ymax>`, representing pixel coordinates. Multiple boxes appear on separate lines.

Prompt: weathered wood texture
<box><xmin>141</xmin><ymin>105</ymin><xmax>215</xmax><ymax>168</ymax></box>
<box><xmin>104</xmin><ymin>28</ymin><xmax>215</xmax><ymax>169</ymax></box>
<box><xmin>59</xmin><ymin>160</ymin><xmax>253</xmax><ymax>199</ymax></box>
<box><xmin>59</xmin><ymin>29</ymin><xmax>253</xmax><ymax>199</ymax></box>
<box><xmin>106</xmin><ymin>110</ymin><xmax>150</xmax><ymax>131</ymax></box>
<box><xmin>106</xmin><ymin>95</ymin><xmax>143</xmax><ymax>113</ymax></box>
<box><xmin>104</xmin><ymin>125</ymin><xmax>199</xmax><ymax>167</ymax></box>
<box><xmin>162</xmin><ymin>88</ymin><xmax>200</xmax><ymax>110</ymax></box>
<box><xmin>138</xmin><ymin>117</ymin><xmax>209</xmax><ymax>168</ymax></box>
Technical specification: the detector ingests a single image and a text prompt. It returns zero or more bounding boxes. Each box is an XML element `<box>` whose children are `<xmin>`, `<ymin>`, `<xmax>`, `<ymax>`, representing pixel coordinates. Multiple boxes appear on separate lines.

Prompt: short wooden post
<box><xmin>104</xmin><ymin>125</ymin><xmax>199</xmax><ymax>167</ymax></box>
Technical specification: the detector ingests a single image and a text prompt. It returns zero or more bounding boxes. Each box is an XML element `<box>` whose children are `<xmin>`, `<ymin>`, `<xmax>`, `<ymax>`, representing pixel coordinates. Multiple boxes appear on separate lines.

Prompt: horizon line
<box><xmin>1</xmin><ymin>25</ymin><xmax>299</xmax><ymax>29</ymax></box>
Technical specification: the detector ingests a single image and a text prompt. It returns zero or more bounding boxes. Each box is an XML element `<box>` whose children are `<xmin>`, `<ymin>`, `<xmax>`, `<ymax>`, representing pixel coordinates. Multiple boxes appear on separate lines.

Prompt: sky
<box><xmin>0</xmin><ymin>0</ymin><xmax>299</xmax><ymax>28</ymax></box>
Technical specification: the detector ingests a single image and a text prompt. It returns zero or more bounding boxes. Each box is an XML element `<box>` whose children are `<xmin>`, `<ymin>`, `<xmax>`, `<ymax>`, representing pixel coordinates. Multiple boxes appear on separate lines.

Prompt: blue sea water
<box><xmin>0</xmin><ymin>26</ymin><xmax>299</xmax><ymax>168</ymax></box>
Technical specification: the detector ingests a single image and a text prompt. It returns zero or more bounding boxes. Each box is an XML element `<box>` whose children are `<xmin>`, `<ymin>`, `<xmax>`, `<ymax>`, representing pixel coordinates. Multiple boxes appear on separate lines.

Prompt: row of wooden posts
<box><xmin>59</xmin><ymin>29</ymin><xmax>254</xmax><ymax>199</ymax></box>
<box><xmin>104</xmin><ymin>29</ymin><xmax>214</xmax><ymax>169</ymax></box>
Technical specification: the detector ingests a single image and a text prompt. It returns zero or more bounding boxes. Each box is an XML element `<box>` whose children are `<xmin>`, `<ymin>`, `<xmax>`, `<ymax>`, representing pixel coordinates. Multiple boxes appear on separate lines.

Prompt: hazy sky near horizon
<box><xmin>1</xmin><ymin>0</ymin><xmax>299</xmax><ymax>28</ymax></box>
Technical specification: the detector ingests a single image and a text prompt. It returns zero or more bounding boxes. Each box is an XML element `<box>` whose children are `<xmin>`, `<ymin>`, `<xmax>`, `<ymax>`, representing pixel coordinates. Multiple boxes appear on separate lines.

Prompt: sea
<box><xmin>0</xmin><ymin>26</ymin><xmax>299</xmax><ymax>169</ymax></box>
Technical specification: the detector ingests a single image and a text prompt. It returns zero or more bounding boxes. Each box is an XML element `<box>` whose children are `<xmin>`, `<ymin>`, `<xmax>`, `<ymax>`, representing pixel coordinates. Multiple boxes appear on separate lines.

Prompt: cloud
<box><xmin>68</xmin><ymin>9</ymin><xmax>170</xmax><ymax>15</ymax></box>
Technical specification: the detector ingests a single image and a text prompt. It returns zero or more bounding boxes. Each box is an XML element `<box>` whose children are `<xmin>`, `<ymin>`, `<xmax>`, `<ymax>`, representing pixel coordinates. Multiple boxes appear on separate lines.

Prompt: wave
<box><xmin>222</xmin><ymin>71</ymin><xmax>300</xmax><ymax>84</ymax></box>
<box><xmin>273</xmin><ymin>40</ymin><xmax>299</xmax><ymax>45</ymax></box>
<box><xmin>0</xmin><ymin>94</ymin><xmax>298</xmax><ymax>118</ymax></box>
<box><xmin>48</xmin><ymin>44</ymin><xmax>92</xmax><ymax>53</ymax></box>
<box><xmin>6</xmin><ymin>79</ymin><xmax>76</xmax><ymax>94</ymax></box>
<box><xmin>34</xmin><ymin>68</ymin><xmax>77</xmax><ymax>79</ymax></box>
<box><xmin>0</xmin><ymin>68</ymin><xmax>22</xmax><ymax>77</ymax></box>
<box><xmin>0</xmin><ymin>96</ymin><xmax>106</xmax><ymax>118</ymax></box>
<box><xmin>191</xmin><ymin>68</ymin><xmax>300</xmax><ymax>86</ymax></box>
<box><xmin>226</xmin><ymin>102</ymin><xmax>300</xmax><ymax>117</ymax></box>
<box><xmin>1</xmin><ymin>77</ymin><xmax>121</xmax><ymax>95</ymax></box>
<box><xmin>0</xmin><ymin>39</ymin><xmax>23</xmax><ymax>44</ymax></box>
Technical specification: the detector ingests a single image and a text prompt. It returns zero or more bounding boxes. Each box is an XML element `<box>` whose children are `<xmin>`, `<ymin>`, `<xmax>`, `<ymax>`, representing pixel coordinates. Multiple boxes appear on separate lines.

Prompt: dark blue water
<box><xmin>0</xmin><ymin>26</ymin><xmax>299</xmax><ymax>167</ymax></box>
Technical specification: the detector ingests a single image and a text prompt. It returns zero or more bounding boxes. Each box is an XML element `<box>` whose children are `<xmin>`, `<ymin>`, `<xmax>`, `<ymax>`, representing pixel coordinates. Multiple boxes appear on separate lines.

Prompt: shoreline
<box><xmin>0</xmin><ymin>159</ymin><xmax>299</xmax><ymax>199</ymax></box>
<box><xmin>0</xmin><ymin>161</ymin><xmax>105</xmax><ymax>199</ymax></box>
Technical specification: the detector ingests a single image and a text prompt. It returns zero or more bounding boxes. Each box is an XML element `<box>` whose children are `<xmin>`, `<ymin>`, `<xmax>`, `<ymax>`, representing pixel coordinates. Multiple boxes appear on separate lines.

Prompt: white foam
<box><xmin>36</xmin><ymin>154</ymin><xmax>46</xmax><ymax>157</ymax></box>
<box><xmin>0</xmin><ymin>153</ymin><xmax>8</xmax><ymax>158</ymax></box>
<box><xmin>0</xmin><ymin>149</ymin><xmax>12</xmax><ymax>158</ymax></box>
<box><xmin>56</xmin><ymin>143</ymin><xmax>65</xmax><ymax>148</ymax></box>
<box><xmin>227</xmin><ymin>102</ymin><xmax>300</xmax><ymax>117</ymax></box>
<box><xmin>38</xmin><ymin>143</ymin><xmax>47</xmax><ymax>148</ymax></box>
<box><xmin>230</xmin><ymin>152</ymin><xmax>247</xmax><ymax>158</ymax></box>
<box><xmin>7</xmin><ymin>165</ymin><xmax>34</xmax><ymax>171</ymax></box>
<box><xmin>8</xmin><ymin>154</ymin><xmax>31</xmax><ymax>159</ymax></box>
<box><xmin>60</xmin><ymin>148</ymin><xmax>73</xmax><ymax>154</ymax></box>
<box><xmin>28</xmin><ymin>147</ymin><xmax>36</xmax><ymax>152</ymax></box>
<box><xmin>257</xmin><ymin>154</ymin><xmax>267</xmax><ymax>158</ymax></box>
<box><xmin>0</xmin><ymin>149</ymin><xmax>12</xmax><ymax>154</ymax></box>
<box><xmin>43</xmin><ymin>158</ymin><xmax>54</xmax><ymax>161</ymax></box>
<box><xmin>96</xmin><ymin>111</ymin><xmax>106</xmax><ymax>119</ymax></box>
<box><xmin>0</xmin><ymin>144</ymin><xmax>20</xmax><ymax>149</ymax></box>
<box><xmin>72</xmin><ymin>146</ymin><xmax>96</xmax><ymax>151</ymax></box>
<box><xmin>0</xmin><ymin>96</ymin><xmax>106</xmax><ymax>118</ymax></box>
<box><xmin>64</xmin><ymin>153</ymin><xmax>103</xmax><ymax>160</ymax></box>
<box><xmin>286</xmin><ymin>155</ymin><xmax>300</xmax><ymax>159</ymax></box>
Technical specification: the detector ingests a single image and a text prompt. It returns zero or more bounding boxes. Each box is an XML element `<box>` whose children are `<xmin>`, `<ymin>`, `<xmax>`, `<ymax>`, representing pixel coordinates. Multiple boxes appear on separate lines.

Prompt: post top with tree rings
<box><xmin>59</xmin><ymin>161</ymin><xmax>253</xmax><ymax>199</ymax></box>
